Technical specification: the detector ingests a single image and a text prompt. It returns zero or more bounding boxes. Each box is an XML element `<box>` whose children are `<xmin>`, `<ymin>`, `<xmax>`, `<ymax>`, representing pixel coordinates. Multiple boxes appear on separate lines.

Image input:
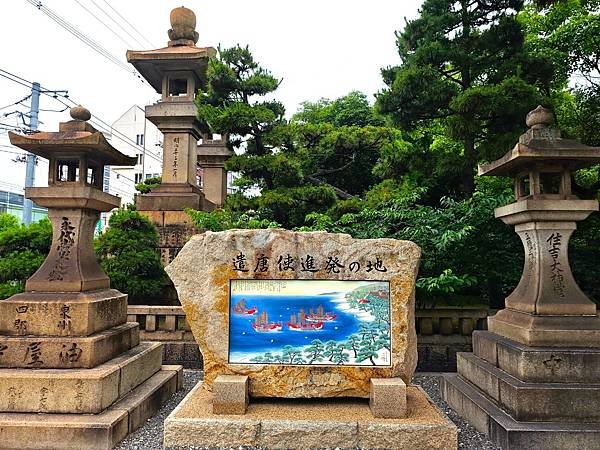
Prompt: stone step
<box><xmin>457</xmin><ymin>351</ymin><xmax>600</xmax><ymax>422</ymax></box>
<box><xmin>0</xmin><ymin>341</ymin><xmax>162</xmax><ymax>414</ymax></box>
<box><xmin>441</xmin><ymin>373</ymin><xmax>600</xmax><ymax>450</ymax></box>
<box><xmin>0</xmin><ymin>322</ymin><xmax>139</xmax><ymax>369</ymax></box>
<box><xmin>473</xmin><ymin>330</ymin><xmax>600</xmax><ymax>383</ymax></box>
<box><xmin>0</xmin><ymin>365</ymin><xmax>182</xmax><ymax>450</ymax></box>
<box><xmin>0</xmin><ymin>289</ymin><xmax>127</xmax><ymax>337</ymax></box>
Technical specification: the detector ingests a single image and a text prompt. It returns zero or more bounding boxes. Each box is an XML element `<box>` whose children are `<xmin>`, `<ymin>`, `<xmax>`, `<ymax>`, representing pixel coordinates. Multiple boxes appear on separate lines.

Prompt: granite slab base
<box><xmin>441</xmin><ymin>374</ymin><xmax>600</xmax><ymax>450</ymax></box>
<box><xmin>441</xmin><ymin>330</ymin><xmax>600</xmax><ymax>449</ymax></box>
<box><xmin>0</xmin><ymin>365</ymin><xmax>182</xmax><ymax>450</ymax></box>
<box><xmin>164</xmin><ymin>382</ymin><xmax>457</xmax><ymax>450</ymax></box>
<box><xmin>0</xmin><ymin>341</ymin><xmax>162</xmax><ymax>413</ymax></box>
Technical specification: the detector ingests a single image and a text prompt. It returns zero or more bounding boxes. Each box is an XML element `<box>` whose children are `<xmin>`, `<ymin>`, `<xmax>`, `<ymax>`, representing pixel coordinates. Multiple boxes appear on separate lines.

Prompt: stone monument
<box><xmin>442</xmin><ymin>106</ymin><xmax>600</xmax><ymax>449</ymax></box>
<box><xmin>2</xmin><ymin>107</ymin><xmax>182</xmax><ymax>450</ymax></box>
<box><xmin>127</xmin><ymin>6</ymin><xmax>232</xmax><ymax>266</ymax></box>
<box><xmin>163</xmin><ymin>229</ymin><xmax>457</xmax><ymax>449</ymax></box>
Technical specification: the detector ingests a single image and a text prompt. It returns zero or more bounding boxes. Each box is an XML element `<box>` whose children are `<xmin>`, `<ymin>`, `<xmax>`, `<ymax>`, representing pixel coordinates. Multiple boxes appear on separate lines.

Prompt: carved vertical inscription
<box><xmin>48</xmin><ymin>217</ymin><xmax>75</xmax><ymax>281</ymax></box>
<box><xmin>57</xmin><ymin>304</ymin><xmax>72</xmax><ymax>332</ymax></box>
<box><xmin>525</xmin><ymin>232</ymin><xmax>536</xmax><ymax>274</ymax></box>
<box><xmin>7</xmin><ymin>386</ymin><xmax>23</xmax><ymax>410</ymax></box>
<box><xmin>39</xmin><ymin>386</ymin><xmax>49</xmax><ymax>411</ymax></box>
<box><xmin>546</xmin><ymin>232</ymin><xmax>566</xmax><ymax>298</ymax></box>
<box><xmin>172</xmin><ymin>136</ymin><xmax>180</xmax><ymax>178</ymax></box>
<box><xmin>74</xmin><ymin>379</ymin><xmax>84</xmax><ymax>412</ymax></box>
<box><xmin>14</xmin><ymin>305</ymin><xmax>28</xmax><ymax>335</ymax></box>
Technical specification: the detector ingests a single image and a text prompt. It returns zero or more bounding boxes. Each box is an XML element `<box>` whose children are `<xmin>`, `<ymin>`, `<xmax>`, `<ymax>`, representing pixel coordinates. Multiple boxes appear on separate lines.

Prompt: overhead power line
<box><xmin>0</xmin><ymin>68</ymin><xmax>164</xmax><ymax>166</ymax></box>
<box><xmin>100</xmin><ymin>0</ymin><xmax>155</xmax><ymax>48</ymax></box>
<box><xmin>73</xmin><ymin>0</ymin><xmax>135</xmax><ymax>48</ymax></box>
<box><xmin>26</xmin><ymin>0</ymin><xmax>146</xmax><ymax>83</ymax></box>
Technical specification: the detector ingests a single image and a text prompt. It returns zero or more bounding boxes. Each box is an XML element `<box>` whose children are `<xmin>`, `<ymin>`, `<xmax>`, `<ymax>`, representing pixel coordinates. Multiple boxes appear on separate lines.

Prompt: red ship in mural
<box><xmin>233</xmin><ymin>299</ymin><xmax>258</xmax><ymax>316</ymax></box>
<box><xmin>287</xmin><ymin>309</ymin><xmax>324</xmax><ymax>331</ymax></box>
<box><xmin>252</xmin><ymin>311</ymin><xmax>282</xmax><ymax>332</ymax></box>
<box><xmin>305</xmin><ymin>304</ymin><xmax>336</xmax><ymax>322</ymax></box>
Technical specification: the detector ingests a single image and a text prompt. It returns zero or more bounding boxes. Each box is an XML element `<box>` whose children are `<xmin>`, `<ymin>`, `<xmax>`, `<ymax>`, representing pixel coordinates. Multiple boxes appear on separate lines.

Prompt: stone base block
<box><xmin>457</xmin><ymin>351</ymin><xmax>600</xmax><ymax>422</ymax></box>
<box><xmin>0</xmin><ymin>365</ymin><xmax>181</xmax><ymax>450</ymax></box>
<box><xmin>0</xmin><ymin>289</ymin><xmax>127</xmax><ymax>337</ymax></box>
<box><xmin>441</xmin><ymin>374</ymin><xmax>600</xmax><ymax>450</ymax></box>
<box><xmin>212</xmin><ymin>375</ymin><xmax>248</xmax><ymax>415</ymax></box>
<box><xmin>473</xmin><ymin>330</ymin><xmax>600</xmax><ymax>383</ymax></box>
<box><xmin>488</xmin><ymin>309</ymin><xmax>600</xmax><ymax>347</ymax></box>
<box><xmin>0</xmin><ymin>342</ymin><xmax>162</xmax><ymax>413</ymax></box>
<box><xmin>164</xmin><ymin>382</ymin><xmax>457</xmax><ymax>450</ymax></box>
<box><xmin>136</xmin><ymin>183</ymin><xmax>204</xmax><ymax>211</ymax></box>
<box><xmin>0</xmin><ymin>322</ymin><xmax>139</xmax><ymax>369</ymax></box>
<box><xmin>369</xmin><ymin>377</ymin><xmax>407</xmax><ymax>418</ymax></box>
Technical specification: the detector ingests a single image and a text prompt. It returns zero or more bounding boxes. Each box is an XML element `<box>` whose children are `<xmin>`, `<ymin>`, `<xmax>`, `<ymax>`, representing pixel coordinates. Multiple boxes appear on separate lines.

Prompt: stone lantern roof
<box><xmin>478</xmin><ymin>105</ymin><xmax>600</xmax><ymax>177</ymax></box>
<box><xmin>126</xmin><ymin>6</ymin><xmax>216</xmax><ymax>93</ymax></box>
<box><xmin>8</xmin><ymin>105</ymin><xmax>136</xmax><ymax>166</ymax></box>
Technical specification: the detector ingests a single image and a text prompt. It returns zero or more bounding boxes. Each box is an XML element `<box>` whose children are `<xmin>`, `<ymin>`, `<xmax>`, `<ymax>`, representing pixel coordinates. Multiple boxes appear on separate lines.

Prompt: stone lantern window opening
<box><xmin>162</xmin><ymin>71</ymin><xmax>197</xmax><ymax>101</ymax></box>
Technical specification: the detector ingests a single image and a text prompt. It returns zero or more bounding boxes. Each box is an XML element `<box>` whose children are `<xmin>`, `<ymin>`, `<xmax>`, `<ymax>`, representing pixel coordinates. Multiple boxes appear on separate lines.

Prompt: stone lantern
<box><xmin>127</xmin><ymin>6</ymin><xmax>229</xmax><ymax>266</ymax></box>
<box><xmin>9</xmin><ymin>105</ymin><xmax>136</xmax><ymax>292</ymax></box>
<box><xmin>441</xmin><ymin>106</ymin><xmax>600</xmax><ymax>449</ymax></box>
<box><xmin>0</xmin><ymin>107</ymin><xmax>181</xmax><ymax>450</ymax></box>
<box><xmin>478</xmin><ymin>105</ymin><xmax>600</xmax><ymax>346</ymax></box>
<box><xmin>127</xmin><ymin>6</ymin><xmax>215</xmax><ymax>211</ymax></box>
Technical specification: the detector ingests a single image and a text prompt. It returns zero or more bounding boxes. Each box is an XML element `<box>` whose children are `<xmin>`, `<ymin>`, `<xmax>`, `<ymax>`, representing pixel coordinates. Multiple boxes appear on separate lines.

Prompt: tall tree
<box><xmin>196</xmin><ymin>46</ymin><xmax>409</xmax><ymax>227</ymax></box>
<box><xmin>377</xmin><ymin>0</ymin><xmax>552</xmax><ymax>194</ymax></box>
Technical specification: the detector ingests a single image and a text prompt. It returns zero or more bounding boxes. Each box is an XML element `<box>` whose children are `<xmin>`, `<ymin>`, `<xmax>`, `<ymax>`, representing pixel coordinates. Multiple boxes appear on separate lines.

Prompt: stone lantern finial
<box><xmin>525</xmin><ymin>105</ymin><xmax>554</xmax><ymax>129</ymax></box>
<box><xmin>168</xmin><ymin>6</ymin><xmax>199</xmax><ymax>46</ymax></box>
<box><xmin>70</xmin><ymin>105</ymin><xmax>91</xmax><ymax>121</ymax></box>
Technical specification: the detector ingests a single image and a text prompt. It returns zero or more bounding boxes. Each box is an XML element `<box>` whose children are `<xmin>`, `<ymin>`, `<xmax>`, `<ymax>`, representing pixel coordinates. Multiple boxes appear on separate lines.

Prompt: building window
<box><xmin>136</xmin><ymin>134</ymin><xmax>145</xmax><ymax>146</ymax></box>
<box><xmin>134</xmin><ymin>173</ymin><xmax>143</xmax><ymax>183</ymax></box>
<box><xmin>136</xmin><ymin>153</ymin><xmax>143</xmax><ymax>165</ymax></box>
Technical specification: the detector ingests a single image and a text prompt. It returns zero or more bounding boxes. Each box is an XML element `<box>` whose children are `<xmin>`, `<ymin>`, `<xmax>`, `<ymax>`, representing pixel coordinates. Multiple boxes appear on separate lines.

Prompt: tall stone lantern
<box><xmin>127</xmin><ymin>6</ymin><xmax>230</xmax><ymax>266</ymax></box>
<box><xmin>0</xmin><ymin>107</ymin><xmax>182</xmax><ymax>450</ymax></box>
<box><xmin>442</xmin><ymin>106</ymin><xmax>600</xmax><ymax>449</ymax></box>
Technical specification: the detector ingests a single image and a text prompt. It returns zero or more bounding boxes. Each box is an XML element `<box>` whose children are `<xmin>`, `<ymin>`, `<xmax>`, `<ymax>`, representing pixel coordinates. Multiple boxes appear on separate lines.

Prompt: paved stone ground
<box><xmin>116</xmin><ymin>370</ymin><xmax>499</xmax><ymax>450</ymax></box>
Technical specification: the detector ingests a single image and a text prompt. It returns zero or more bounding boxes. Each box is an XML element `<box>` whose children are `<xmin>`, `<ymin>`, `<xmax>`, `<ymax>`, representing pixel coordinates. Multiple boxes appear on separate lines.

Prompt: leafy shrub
<box><xmin>95</xmin><ymin>208</ymin><xmax>166</xmax><ymax>302</ymax></box>
<box><xmin>0</xmin><ymin>214</ymin><xmax>52</xmax><ymax>299</ymax></box>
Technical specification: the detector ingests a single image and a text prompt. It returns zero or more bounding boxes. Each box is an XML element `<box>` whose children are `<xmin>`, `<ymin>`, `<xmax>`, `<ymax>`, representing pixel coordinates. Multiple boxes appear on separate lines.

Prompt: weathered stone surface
<box><xmin>165</xmin><ymin>382</ymin><xmax>456</xmax><ymax>450</ymax></box>
<box><xmin>369</xmin><ymin>377</ymin><xmax>407</xmax><ymax>418</ymax></box>
<box><xmin>458</xmin><ymin>351</ymin><xmax>600</xmax><ymax>422</ymax></box>
<box><xmin>0</xmin><ymin>289</ymin><xmax>127</xmax><ymax>337</ymax></box>
<box><xmin>167</xmin><ymin>229</ymin><xmax>420</xmax><ymax>398</ymax></box>
<box><xmin>474</xmin><ymin>330</ymin><xmax>600</xmax><ymax>383</ymax></box>
<box><xmin>442</xmin><ymin>373</ymin><xmax>600</xmax><ymax>450</ymax></box>
<box><xmin>213</xmin><ymin>375</ymin><xmax>248</xmax><ymax>415</ymax></box>
<box><xmin>0</xmin><ymin>322</ymin><xmax>138</xmax><ymax>369</ymax></box>
<box><xmin>0</xmin><ymin>367</ymin><xmax>180</xmax><ymax>450</ymax></box>
<box><xmin>0</xmin><ymin>342</ymin><xmax>161</xmax><ymax>414</ymax></box>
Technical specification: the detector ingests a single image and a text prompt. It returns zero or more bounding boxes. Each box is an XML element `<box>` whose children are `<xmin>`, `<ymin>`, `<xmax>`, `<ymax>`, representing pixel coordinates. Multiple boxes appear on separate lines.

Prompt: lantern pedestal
<box><xmin>3</xmin><ymin>106</ymin><xmax>182</xmax><ymax>449</ymax></box>
<box><xmin>441</xmin><ymin>106</ymin><xmax>600</xmax><ymax>449</ymax></box>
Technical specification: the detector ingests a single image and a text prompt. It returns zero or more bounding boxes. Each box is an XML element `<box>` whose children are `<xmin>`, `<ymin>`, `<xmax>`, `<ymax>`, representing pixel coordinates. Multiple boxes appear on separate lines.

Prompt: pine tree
<box><xmin>377</xmin><ymin>0</ymin><xmax>552</xmax><ymax>195</ymax></box>
<box><xmin>305</xmin><ymin>339</ymin><xmax>325</xmax><ymax>364</ymax></box>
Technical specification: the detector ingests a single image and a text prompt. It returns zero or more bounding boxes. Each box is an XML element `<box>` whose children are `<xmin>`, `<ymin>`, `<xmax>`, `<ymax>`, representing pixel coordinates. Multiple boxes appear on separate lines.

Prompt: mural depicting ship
<box><xmin>305</xmin><ymin>304</ymin><xmax>336</xmax><ymax>322</ymax></box>
<box><xmin>252</xmin><ymin>311</ymin><xmax>282</xmax><ymax>333</ymax></box>
<box><xmin>287</xmin><ymin>309</ymin><xmax>324</xmax><ymax>331</ymax></box>
<box><xmin>233</xmin><ymin>299</ymin><xmax>258</xmax><ymax>315</ymax></box>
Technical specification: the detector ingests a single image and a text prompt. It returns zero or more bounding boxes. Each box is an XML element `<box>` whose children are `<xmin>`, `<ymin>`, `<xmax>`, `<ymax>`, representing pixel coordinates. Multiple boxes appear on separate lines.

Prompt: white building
<box><xmin>99</xmin><ymin>105</ymin><xmax>164</xmax><ymax>228</ymax></box>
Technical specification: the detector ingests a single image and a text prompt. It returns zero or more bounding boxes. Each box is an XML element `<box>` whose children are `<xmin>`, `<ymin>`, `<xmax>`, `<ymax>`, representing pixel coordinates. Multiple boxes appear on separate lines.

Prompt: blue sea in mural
<box><xmin>229</xmin><ymin>293</ymin><xmax>360</xmax><ymax>356</ymax></box>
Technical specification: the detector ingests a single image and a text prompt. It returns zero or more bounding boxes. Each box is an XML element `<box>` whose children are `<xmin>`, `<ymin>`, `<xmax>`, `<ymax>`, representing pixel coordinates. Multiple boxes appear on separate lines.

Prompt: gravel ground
<box><xmin>413</xmin><ymin>374</ymin><xmax>500</xmax><ymax>450</ymax></box>
<box><xmin>117</xmin><ymin>370</ymin><xmax>499</xmax><ymax>450</ymax></box>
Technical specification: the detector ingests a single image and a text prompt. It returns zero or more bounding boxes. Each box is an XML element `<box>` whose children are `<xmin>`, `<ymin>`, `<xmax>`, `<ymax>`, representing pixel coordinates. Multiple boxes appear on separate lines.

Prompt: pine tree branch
<box><xmin>305</xmin><ymin>176</ymin><xmax>355</xmax><ymax>199</ymax></box>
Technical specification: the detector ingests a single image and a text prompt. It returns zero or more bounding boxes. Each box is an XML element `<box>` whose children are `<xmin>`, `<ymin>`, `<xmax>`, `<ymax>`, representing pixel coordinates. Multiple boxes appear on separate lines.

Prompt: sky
<box><xmin>0</xmin><ymin>0</ymin><xmax>421</xmax><ymax>190</ymax></box>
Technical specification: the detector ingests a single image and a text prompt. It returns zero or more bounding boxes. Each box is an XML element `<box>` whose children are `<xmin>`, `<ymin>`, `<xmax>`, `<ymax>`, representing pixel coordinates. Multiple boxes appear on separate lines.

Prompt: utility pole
<box><xmin>22</xmin><ymin>81</ymin><xmax>40</xmax><ymax>225</ymax></box>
